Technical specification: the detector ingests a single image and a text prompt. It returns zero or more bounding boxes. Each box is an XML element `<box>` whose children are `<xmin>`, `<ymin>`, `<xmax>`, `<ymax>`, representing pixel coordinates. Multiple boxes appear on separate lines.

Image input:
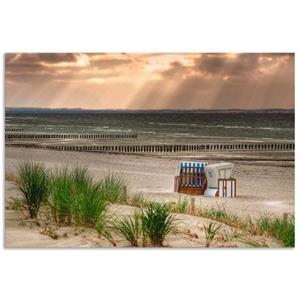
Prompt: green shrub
<box><xmin>140</xmin><ymin>202</ymin><xmax>177</xmax><ymax>247</ymax></box>
<box><xmin>15</xmin><ymin>161</ymin><xmax>49</xmax><ymax>218</ymax></box>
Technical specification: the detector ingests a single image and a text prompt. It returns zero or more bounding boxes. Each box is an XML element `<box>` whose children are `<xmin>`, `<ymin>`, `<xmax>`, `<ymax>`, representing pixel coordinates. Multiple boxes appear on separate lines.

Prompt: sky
<box><xmin>5</xmin><ymin>53</ymin><xmax>294</xmax><ymax>110</ymax></box>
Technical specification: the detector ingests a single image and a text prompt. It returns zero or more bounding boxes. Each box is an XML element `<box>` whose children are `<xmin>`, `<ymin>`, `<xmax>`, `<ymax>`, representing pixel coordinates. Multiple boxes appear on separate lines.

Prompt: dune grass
<box><xmin>10</xmin><ymin>161</ymin><xmax>294</xmax><ymax>247</ymax></box>
<box><xmin>111</xmin><ymin>202</ymin><xmax>177</xmax><ymax>247</ymax></box>
<box><xmin>197</xmin><ymin>204</ymin><xmax>243</xmax><ymax>228</ymax></box>
<box><xmin>14</xmin><ymin>161</ymin><xmax>49</xmax><ymax>218</ymax></box>
<box><xmin>49</xmin><ymin>167</ymin><xmax>73</xmax><ymax>225</ymax></box>
<box><xmin>126</xmin><ymin>192</ymin><xmax>146</xmax><ymax>207</ymax></box>
<box><xmin>100</xmin><ymin>174</ymin><xmax>127</xmax><ymax>204</ymax></box>
<box><xmin>172</xmin><ymin>198</ymin><xmax>189</xmax><ymax>214</ymax></box>
<box><xmin>203</xmin><ymin>222</ymin><xmax>222</xmax><ymax>247</ymax></box>
<box><xmin>49</xmin><ymin>166</ymin><xmax>110</xmax><ymax>230</ymax></box>
<box><xmin>256</xmin><ymin>214</ymin><xmax>295</xmax><ymax>247</ymax></box>
<box><xmin>111</xmin><ymin>213</ymin><xmax>141</xmax><ymax>247</ymax></box>
<box><xmin>12</xmin><ymin>162</ymin><xmax>127</xmax><ymax>242</ymax></box>
<box><xmin>140</xmin><ymin>202</ymin><xmax>177</xmax><ymax>247</ymax></box>
<box><xmin>196</xmin><ymin>204</ymin><xmax>295</xmax><ymax>247</ymax></box>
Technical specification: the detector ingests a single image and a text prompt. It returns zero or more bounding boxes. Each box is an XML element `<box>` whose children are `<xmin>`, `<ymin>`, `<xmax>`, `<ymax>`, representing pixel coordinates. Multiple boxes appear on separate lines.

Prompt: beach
<box><xmin>6</xmin><ymin>147</ymin><xmax>294</xmax><ymax>216</ymax></box>
<box><xmin>5</xmin><ymin>146</ymin><xmax>294</xmax><ymax>248</ymax></box>
<box><xmin>5</xmin><ymin>108</ymin><xmax>295</xmax><ymax>248</ymax></box>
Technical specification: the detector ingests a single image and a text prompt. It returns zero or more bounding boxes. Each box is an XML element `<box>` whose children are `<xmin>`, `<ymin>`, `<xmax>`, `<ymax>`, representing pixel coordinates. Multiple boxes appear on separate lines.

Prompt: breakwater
<box><xmin>6</xmin><ymin>142</ymin><xmax>295</xmax><ymax>153</ymax></box>
<box><xmin>6</xmin><ymin>133</ymin><xmax>137</xmax><ymax>140</ymax></box>
<box><xmin>5</xmin><ymin>128</ymin><xmax>24</xmax><ymax>132</ymax></box>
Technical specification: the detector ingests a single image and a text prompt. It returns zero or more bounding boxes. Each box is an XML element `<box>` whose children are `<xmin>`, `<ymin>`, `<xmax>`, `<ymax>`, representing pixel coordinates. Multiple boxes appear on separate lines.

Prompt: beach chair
<box><xmin>204</xmin><ymin>163</ymin><xmax>236</xmax><ymax>197</ymax></box>
<box><xmin>174</xmin><ymin>161</ymin><xmax>208</xmax><ymax>195</ymax></box>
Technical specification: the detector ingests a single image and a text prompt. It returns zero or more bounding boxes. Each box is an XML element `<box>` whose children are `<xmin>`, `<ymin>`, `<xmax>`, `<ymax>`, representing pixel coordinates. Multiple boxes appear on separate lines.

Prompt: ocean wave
<box><xmin>148</xmin><ymin>122</ymin><xmax>293</xmax><ymax>131</ymax></box>
<box><xmin>201</xmin><ymin>124</ymin><xmax>293</xmax><ymax>131</ymax></box>
<box><xmin>154</xmin><ymin>122</ymin><xmax>198</xmax><ymax>127</ymax></box>
<box><xmin>140</xmin><ymin>131</ymin><xmax>157</xmax><ymax>134</ymax></box>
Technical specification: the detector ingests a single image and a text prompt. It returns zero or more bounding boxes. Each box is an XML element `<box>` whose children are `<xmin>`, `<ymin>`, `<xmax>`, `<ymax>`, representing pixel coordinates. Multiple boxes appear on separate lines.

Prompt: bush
<box><xmin>15</xmin><ymin>161</ymin><xmax>49</xmax><ymax>218</ymax></box>
<box><xmin>140</xmin><ymin>202</ymin><xmax>177</xmax><ymax>247</ymax></box>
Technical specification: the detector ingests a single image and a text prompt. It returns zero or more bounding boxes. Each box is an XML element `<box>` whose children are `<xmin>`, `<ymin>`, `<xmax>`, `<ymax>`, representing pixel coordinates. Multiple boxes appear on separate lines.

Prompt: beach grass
<box><xmin>172</xmin><ymin>198</ymin><xmax>189</xmax><ymax>214</ymax></box>
<box><xmin>12</xmin><ymin>162</ymin><xmax>127</xmax><ymax>241</ymax></box>
<box><xmin>256</xmin><ymin>214</ymin><xmax>295</xmax><ymax>247</ymax></box>
<box><xmin>197</xmin><ymin>204</ymin><xmax>243</xmax><ymax>228</ymax></box>
<box><xmin>10</xmin><ymin>162</ymin><xmax>294</xmax><ymax>247</ymax></box>
<box><xmin>49</xmin><ymin>167</ymin><xmax>73</xmax><ymax>225</ymax></box>
<box><xmin>127</xmin><ymin>192</ymin><xmax>146</xmax><ymax>207</ymax></box>
<box><xmin>203</xmin><ymin>222</ymin><xmax>222</xmax><ymax>247</ymax></box>
<box><xmin>140</xmin><ymin>202</ymin><xmax>177</xmax><ymax>247</ymax></box>
<box><xmin>49</xmin><ymin>166</ymin><xmax>110</xmax><ymax>228</ymax></box>
<box><xmin>111</xmin><ymin>213</ymin><xmax>141</xmax><ymax>247</ymax></box>
<box><xmin>71</xmin><ymin>181</ymin><xmax>109</xmax><ymax>227</ymax></box>
<box><xmin>111</xmin><ymin>203</ymin><xmax>177</xmax><ymax>247</ymax></box>
<box><xmin>14</xmin><ymin>161</ymin><xmax>49</xmax><ymax>218</ymax></box>
<box><xmin>101</xmin><ymin>174</ymin><xmax>127</xmax><ymax>204</ymax></box>
<box><xmin>196</xmin><ymin>205</ymin><xmax>295</xmax><ymax>247</ymax></box>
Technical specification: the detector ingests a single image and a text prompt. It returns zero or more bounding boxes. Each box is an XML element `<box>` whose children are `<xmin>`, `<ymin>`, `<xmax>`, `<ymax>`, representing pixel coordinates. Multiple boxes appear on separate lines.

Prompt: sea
<box><xmin>5</xmin><ymin>109</ymin><xmax>295</xmax><ymax>143</ymax></box>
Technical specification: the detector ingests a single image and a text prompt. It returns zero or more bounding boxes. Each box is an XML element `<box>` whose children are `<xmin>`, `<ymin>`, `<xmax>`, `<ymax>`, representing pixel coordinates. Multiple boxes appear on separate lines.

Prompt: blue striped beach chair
<box><xmin>174</xmin><ymin>161</ymin><xmax>208</xmax><ymax>195</ymax></box>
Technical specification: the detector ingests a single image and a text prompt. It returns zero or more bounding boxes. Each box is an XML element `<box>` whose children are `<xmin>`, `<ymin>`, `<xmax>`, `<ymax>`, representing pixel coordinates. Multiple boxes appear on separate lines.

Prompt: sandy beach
<box><xmin>5</xmin><ymin>146</ymin><xmax>294</xmax><ymax>248</ymax></box>
<box><xmin>6</xmin><ymin>147</ymin><xmax>294</xmax><ymax>217</ymax></box>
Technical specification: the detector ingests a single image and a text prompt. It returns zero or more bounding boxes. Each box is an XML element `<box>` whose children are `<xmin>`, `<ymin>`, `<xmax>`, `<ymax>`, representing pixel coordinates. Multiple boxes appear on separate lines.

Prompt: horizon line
<box><xmin>5</xmin><ymin>107</ymin><xmax>295</xmax><ymax>111</ymax></box>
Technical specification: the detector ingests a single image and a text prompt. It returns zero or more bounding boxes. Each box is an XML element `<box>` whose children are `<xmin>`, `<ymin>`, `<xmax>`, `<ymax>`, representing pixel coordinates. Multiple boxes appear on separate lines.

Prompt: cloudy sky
<box><xmin>5</xmin><ymin>53</ymin><xmax>294</xmax><ymax>110</ymax></box>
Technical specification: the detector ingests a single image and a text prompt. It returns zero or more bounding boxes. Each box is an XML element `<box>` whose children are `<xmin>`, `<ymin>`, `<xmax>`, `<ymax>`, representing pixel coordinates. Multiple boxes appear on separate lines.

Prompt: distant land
<box><xmin>5</xmin><ymin>107</ymin><xmax>295</xmax><ymax>114</ymax></box>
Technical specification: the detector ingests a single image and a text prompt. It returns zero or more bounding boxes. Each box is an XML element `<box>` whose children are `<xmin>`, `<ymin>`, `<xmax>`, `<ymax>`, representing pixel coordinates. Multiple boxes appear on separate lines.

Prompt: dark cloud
<box><xmin>195</xmin><ymin>53</ymin><xmax>293</xmax><ymax>77</ymax></box>
<box><xmin>6</xmin><ymin>53</ymin><xmax>78</xmax><ymax>65</ymax></box>
<box><xmin>6</xmin><ymin>53</ymin><xmax>42</xmax><ymax>67</ymax></box>
<box><xmin>37</xmin><ymin>53</ymin><xmax>77</xmax><ymax>63</ymax></box>
<box><xmin>159</xmin><ymin>53</ymin><xmax>294</xmax><ymax>80</ymax></box>
<box><xmin>130</xmin><ymin>53</ymin><xmax>294</xmax><ymax>109</ymax></box>
<box><xmin>5</xmin><ymin>53</ymin><xmax>294</xmax><ymax>109</ymax></box>
<box><xmin>92</xmin><ymin>58</ymin><xmax>132</xmax><ymax>69</ymax></box>
<box><xmin>161</xmin><ymin>61</ymin><xmax>189</xmax><ymax>78</ymax></box>
<box><xmin>195</xmin><ymin>53</ymin><xmax>259</xmax><ymax>76</ymax></box>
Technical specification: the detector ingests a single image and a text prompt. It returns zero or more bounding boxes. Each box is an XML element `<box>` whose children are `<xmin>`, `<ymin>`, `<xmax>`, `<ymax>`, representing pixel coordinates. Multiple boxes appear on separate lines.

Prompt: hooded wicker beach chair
<box><xmin>174</xmin><ymin>161</ymin><xmax>208</xmax><ymax>195</ymax></box>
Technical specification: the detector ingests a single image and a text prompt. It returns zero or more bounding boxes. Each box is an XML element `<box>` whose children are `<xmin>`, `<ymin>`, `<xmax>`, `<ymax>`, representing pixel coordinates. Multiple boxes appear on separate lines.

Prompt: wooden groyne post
<box><xmin>5</xmin><ymin>141</ymin><xmax>295</xmax><ymax>154</ymax></box>
<box><xmin>190</xmin><ymin>198</ymin><xmax>195</xmax><ymax>214</ymax></box>
<box><xmin>5</xmin><ymin>133</ymin><xmax>138</xmax><ymax>140</ymax></box>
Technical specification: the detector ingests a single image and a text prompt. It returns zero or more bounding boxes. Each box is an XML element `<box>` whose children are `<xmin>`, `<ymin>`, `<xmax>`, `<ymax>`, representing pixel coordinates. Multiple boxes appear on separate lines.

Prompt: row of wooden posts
<box><xmin>5</xmin><ymin>133</ymin><xmax>138</xmax><ymax>140</ymax></box>
<box><xmin>6</xmin><ymin>142</ymin><xmax>295</xmax><ymax>153</ymax></box>
<box><xmin>5</xmin><ymin>128</ymin><xmax>24</xmax><ymax>132</ymax></box>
